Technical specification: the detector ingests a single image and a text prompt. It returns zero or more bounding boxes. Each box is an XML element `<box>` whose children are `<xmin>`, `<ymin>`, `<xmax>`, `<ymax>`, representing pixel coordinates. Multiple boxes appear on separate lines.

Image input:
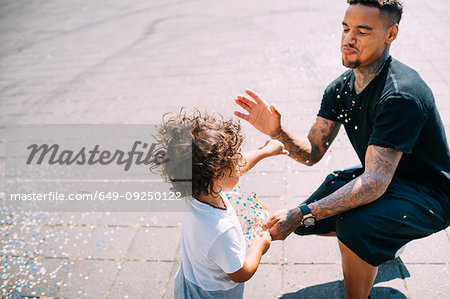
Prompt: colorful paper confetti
<box><xmin>226</xmin><ymin>186</ymin><xmax>271</xmax><ymax>247</ymax></box>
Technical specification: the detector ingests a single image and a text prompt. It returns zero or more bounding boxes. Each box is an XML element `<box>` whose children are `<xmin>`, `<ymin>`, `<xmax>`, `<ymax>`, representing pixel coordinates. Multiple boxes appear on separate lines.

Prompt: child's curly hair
<box><xmin>157</xmin><ymin>109</ymin><xmax>244</xmax><ymax>198</ymax></box>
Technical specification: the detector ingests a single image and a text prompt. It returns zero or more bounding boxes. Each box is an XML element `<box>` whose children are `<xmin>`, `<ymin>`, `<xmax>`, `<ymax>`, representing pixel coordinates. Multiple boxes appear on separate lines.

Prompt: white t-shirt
<box><xmin>180</xmin><ymin>193</ymin><xmax>246</xmax><ymax>291</ymax></box>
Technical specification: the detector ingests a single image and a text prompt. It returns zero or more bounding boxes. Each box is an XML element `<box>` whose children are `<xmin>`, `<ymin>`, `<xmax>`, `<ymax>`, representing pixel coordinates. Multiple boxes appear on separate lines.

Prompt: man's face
<box><xmin>341</xmin><ymin>4</ymin><xmax>393</xmax><ymax>69</ymax></box>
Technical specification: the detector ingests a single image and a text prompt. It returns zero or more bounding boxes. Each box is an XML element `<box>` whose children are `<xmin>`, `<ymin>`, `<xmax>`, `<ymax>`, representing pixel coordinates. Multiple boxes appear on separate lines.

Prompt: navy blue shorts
<box><xmin>294</xmin><ymin>167</ymin><xmax>450</xmax><ymax>266</ymax></box>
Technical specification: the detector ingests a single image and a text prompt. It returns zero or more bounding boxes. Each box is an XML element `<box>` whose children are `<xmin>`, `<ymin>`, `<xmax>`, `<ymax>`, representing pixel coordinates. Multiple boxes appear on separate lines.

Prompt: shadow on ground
<box><xmin>280</xmin><ymin>258</ymin><xmax>410</xmax><ymax>299</ymax></box>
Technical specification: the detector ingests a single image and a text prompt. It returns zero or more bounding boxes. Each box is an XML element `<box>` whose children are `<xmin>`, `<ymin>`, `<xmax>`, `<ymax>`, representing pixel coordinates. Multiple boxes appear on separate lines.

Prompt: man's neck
<box><xmin>353</xmin><ymin>51</ymin><xmax>390</xmax><ymax>94</ymax></box>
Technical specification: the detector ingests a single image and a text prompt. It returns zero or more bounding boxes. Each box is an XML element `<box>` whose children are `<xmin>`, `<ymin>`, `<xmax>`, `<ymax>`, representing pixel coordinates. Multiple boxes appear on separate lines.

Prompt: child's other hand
<box><xmin>254</xmin><ymin>230</ymin><xmax>272</xmax><ymax>255</ymax></box>
<box><xmin>260</xmin><ymin>140</ymin><xmax>289</xmax><ymax>157</ymax></box>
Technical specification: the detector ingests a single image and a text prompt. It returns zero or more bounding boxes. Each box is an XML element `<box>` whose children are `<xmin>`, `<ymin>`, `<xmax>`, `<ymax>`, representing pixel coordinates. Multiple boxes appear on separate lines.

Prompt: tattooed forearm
<box><xmin>270</xmin><ymin>127</ymin><xmax>313</xmax><ymax>165</ymax></box>
<box><xmin>309</xmin><ymin>173</ymin><xmax>380</xmax><ymax>220</ymax></box>
<box><xmin>270</xmin><ymin>117</ymin><xmax>340</xmax><ymax>166</ymax></box>
<box><xmin>309</xmin><ymin>145</ymin><xmax>402</xmax><ymax>220</ymax></box>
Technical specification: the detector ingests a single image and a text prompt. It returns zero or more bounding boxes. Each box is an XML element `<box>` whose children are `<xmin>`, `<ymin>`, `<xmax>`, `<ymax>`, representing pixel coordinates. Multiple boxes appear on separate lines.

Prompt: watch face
<box><xmin>303</xmin><ymin>217</ymin><xmax>315</xmax><ymax>226</ymax></box>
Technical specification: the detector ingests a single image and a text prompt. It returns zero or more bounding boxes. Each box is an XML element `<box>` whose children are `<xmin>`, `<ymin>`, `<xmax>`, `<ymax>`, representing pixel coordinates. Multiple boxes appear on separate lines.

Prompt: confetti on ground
<box><xmin>0</xmin><ymin>210</ymin><xmax>111</xmax><ymax>297</ymax></box>
<box><xmin>226</xmin><ymin>186</ymin><xmax>271</xmax><ymax>247</ymax></box>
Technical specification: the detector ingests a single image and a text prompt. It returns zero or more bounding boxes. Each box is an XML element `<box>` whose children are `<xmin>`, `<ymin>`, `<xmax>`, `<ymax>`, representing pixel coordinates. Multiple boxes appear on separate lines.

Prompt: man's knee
<box><xmin>336</xmin><ymin>209</ymin><xmax>384</xmax><ymax>266</ymax></box>
<box><xmin>337</xmin><ymin>210</ymin><xmax>371</xmax><ymax>244</ymax></box>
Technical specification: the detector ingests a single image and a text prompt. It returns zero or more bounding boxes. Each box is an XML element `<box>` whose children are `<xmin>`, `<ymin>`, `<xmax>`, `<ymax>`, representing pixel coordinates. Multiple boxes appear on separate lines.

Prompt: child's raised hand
<box><xmin>254</xmin><ymin>230</ymin><xmax>272</xmax><ymax>255</ymax></box>
<box><xmin>260</xmin><ymin>139</ymin><xmax>289</xmax><ymax>157</ymax></box>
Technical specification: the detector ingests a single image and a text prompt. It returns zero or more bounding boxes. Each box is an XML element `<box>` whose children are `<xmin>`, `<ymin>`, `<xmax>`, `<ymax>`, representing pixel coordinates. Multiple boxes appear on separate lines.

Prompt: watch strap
<box><xmin>299</xmin><ymin>204</ymin><xmax>312</xmax><ymax>216</ymax></box>
<box><xmin>299</xmin><ymin>204</ymin><xmax>315</xmax><ymax>226</ymax></box>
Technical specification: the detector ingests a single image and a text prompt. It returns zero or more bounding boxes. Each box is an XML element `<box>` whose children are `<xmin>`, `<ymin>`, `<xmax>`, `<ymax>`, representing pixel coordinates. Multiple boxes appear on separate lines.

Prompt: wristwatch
<box><xmin>299</xmin><ymin>204</ymin><xmax>316</xmax><ymax>227</ymax></box>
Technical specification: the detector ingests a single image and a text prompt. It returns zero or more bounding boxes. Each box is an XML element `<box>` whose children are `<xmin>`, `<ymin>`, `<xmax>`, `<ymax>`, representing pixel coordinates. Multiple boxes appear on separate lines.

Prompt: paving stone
<box><xmin>43</xmin><ymin>226</ymin><xmax>136</xmax><ymax>260</ymax></box>
<box><xmin>108</xmin><ymin>261</ymin><xmax>173</xmax><ymax>299</ymax></box>
<box><xmin>162</xmin><ymin>261</ymin><xmax>181</xmax><ymax>299</ymax></box>
<box><xmin>1</xmin><ymin>225</ymin><xmax>136</xmax><ymax>260</ymax></box>
<box><xmin>45</xmin><ymin>211</ymin><xmax>183</xmax><ymax>227</ymax></box>
<box><xmin>1</xmin><ymin>257</ymin><xmax>118</xmax><ymax>298</ymax></box>
<box><xmin>244</xmin><ymin>264</ymin><xmax>284</xmax><ymax>299</ymax></box>
<box><xmin>371</xmin><ymin>259</ymin><xmax>408</xmax><ymax>299</ymax></box>
<box><xmin>281</xmin><ymin>264</ymin><xmax>344</xmax><ymax>298</ymax></box>
<box><xmin>400</xmin><ymin>230</ymin><xmax>450</xmax><ymax>264</ymax></box>
<box><xmin>284</xmin><ymin>235</ymin><xmax>341</xmax><ymax>264</ymax></box>
<box><xmin>404</xmin><ymin>264</ymin><xmax>450</xmax><ymax>299</ymax></box>
<box><xmin>127</xmin><ymin>227</ymin><xmax>180</xmax><ymax>261</ymax></box>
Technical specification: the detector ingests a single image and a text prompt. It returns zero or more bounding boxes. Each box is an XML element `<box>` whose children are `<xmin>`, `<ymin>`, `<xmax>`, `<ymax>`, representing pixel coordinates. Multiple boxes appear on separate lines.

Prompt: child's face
<box><xmin>214</xmin><ymin>168</ymin><xmax>239</xmax><ymax>192</ymax></box>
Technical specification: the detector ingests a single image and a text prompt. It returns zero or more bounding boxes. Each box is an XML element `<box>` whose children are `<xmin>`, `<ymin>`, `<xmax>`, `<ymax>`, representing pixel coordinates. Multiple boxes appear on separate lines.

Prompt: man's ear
<box><xmin>385</xmin><ymin>24</ymin><xmax>399</xmax><ymax>44</ymax></box>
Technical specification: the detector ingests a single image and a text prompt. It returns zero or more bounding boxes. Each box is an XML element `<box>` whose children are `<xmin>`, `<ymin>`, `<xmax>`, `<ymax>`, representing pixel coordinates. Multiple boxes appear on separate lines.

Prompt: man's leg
<box><xmin>335</xmin><ymin>176</ymin><xmax>447</xmax><ymax>298</ymax></box>
<box><xmin>297</xmin><ymin>169</ymin><xmax>447</xmax><ymax>298</ymax></box>
<box><xmin>293</xmin><ymin>167</ymin><xmax>374</xmax><ymax>297</ymax></box>
<box><xmin>295</xmin><ymin>167</ymin><xmax>364</xmax><ymax>236</ymax></box>
<box><xmin>338</xmin><ymin>240</ymin><xmax>377</xmax><ymax>299</ymax></box>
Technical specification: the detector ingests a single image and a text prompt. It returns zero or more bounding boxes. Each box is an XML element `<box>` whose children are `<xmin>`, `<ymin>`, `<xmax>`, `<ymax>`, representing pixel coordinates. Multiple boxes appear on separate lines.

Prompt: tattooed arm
<box><xmin>262</xmin><ymin>145</ymin><xmax>402</xmax><ymax>240</ymax></box>
<box><xmin>234</xmin><ymin>89</ymin><xmax>340</xmax><ymax>166</ymax></box>
<box><xmin>309</xmin><ymin>145</ymin><xmax>402</xmax><ymax>218</ymax></box>
<box><xmin>271</xmin><ymin>116</ymin><xmax>340</xmax><ymax>166</ymax></box>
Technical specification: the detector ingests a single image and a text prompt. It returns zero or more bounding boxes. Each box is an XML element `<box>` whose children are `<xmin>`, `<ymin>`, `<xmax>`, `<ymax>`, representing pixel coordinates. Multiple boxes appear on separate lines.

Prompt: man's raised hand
<box><xmin>234</xmin><ymin>89</ymin><xmax>281</xmax><ymax>137</ymax></box>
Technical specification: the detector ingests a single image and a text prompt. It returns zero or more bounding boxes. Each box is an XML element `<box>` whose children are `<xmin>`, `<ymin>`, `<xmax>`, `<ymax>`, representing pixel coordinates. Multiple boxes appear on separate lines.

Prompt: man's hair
<box><xmin>347</xmin><ymin>0</ymin><xmax>403</xmax><ymax>25</ymax></box>
<box><xmin>157</xmin><ymin>109</ymin><xmax>244</xmax><ymax>198</ymax></box>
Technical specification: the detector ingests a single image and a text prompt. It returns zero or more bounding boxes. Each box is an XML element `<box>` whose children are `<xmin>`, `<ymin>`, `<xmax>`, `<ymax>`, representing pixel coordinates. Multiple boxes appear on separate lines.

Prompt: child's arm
<box><xmin>239</xmin><ymin>140</ymin><xmax>288</xmax><ymax>175</ymax></box>
<box><xmin>227</xmin><ymin>231</ymin><xmax>271</xmax><ymax>283</ymax></box>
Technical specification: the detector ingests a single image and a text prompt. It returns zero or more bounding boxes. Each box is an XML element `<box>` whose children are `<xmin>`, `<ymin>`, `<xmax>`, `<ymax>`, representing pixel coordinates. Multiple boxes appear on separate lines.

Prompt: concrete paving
<box><xmin>1</xmin><ymin>0</ymin><xmax>449</xmax><ymax>298</ymax></box>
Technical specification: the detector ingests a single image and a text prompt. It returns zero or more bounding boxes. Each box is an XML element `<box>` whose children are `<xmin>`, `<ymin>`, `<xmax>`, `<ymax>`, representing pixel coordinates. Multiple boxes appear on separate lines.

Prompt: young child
<box><xmin>158</xmin><ymin>110</ymin><xmax>287</xmax><ymax>299</ymax></box>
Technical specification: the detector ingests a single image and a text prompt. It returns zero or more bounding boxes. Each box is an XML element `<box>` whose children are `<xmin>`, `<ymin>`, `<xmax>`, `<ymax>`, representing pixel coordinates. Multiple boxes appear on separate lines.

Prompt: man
<box><xmin>234</xmin><ymin>0</ymin><xmax>450</xmax><ymax>298</ymax></box>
